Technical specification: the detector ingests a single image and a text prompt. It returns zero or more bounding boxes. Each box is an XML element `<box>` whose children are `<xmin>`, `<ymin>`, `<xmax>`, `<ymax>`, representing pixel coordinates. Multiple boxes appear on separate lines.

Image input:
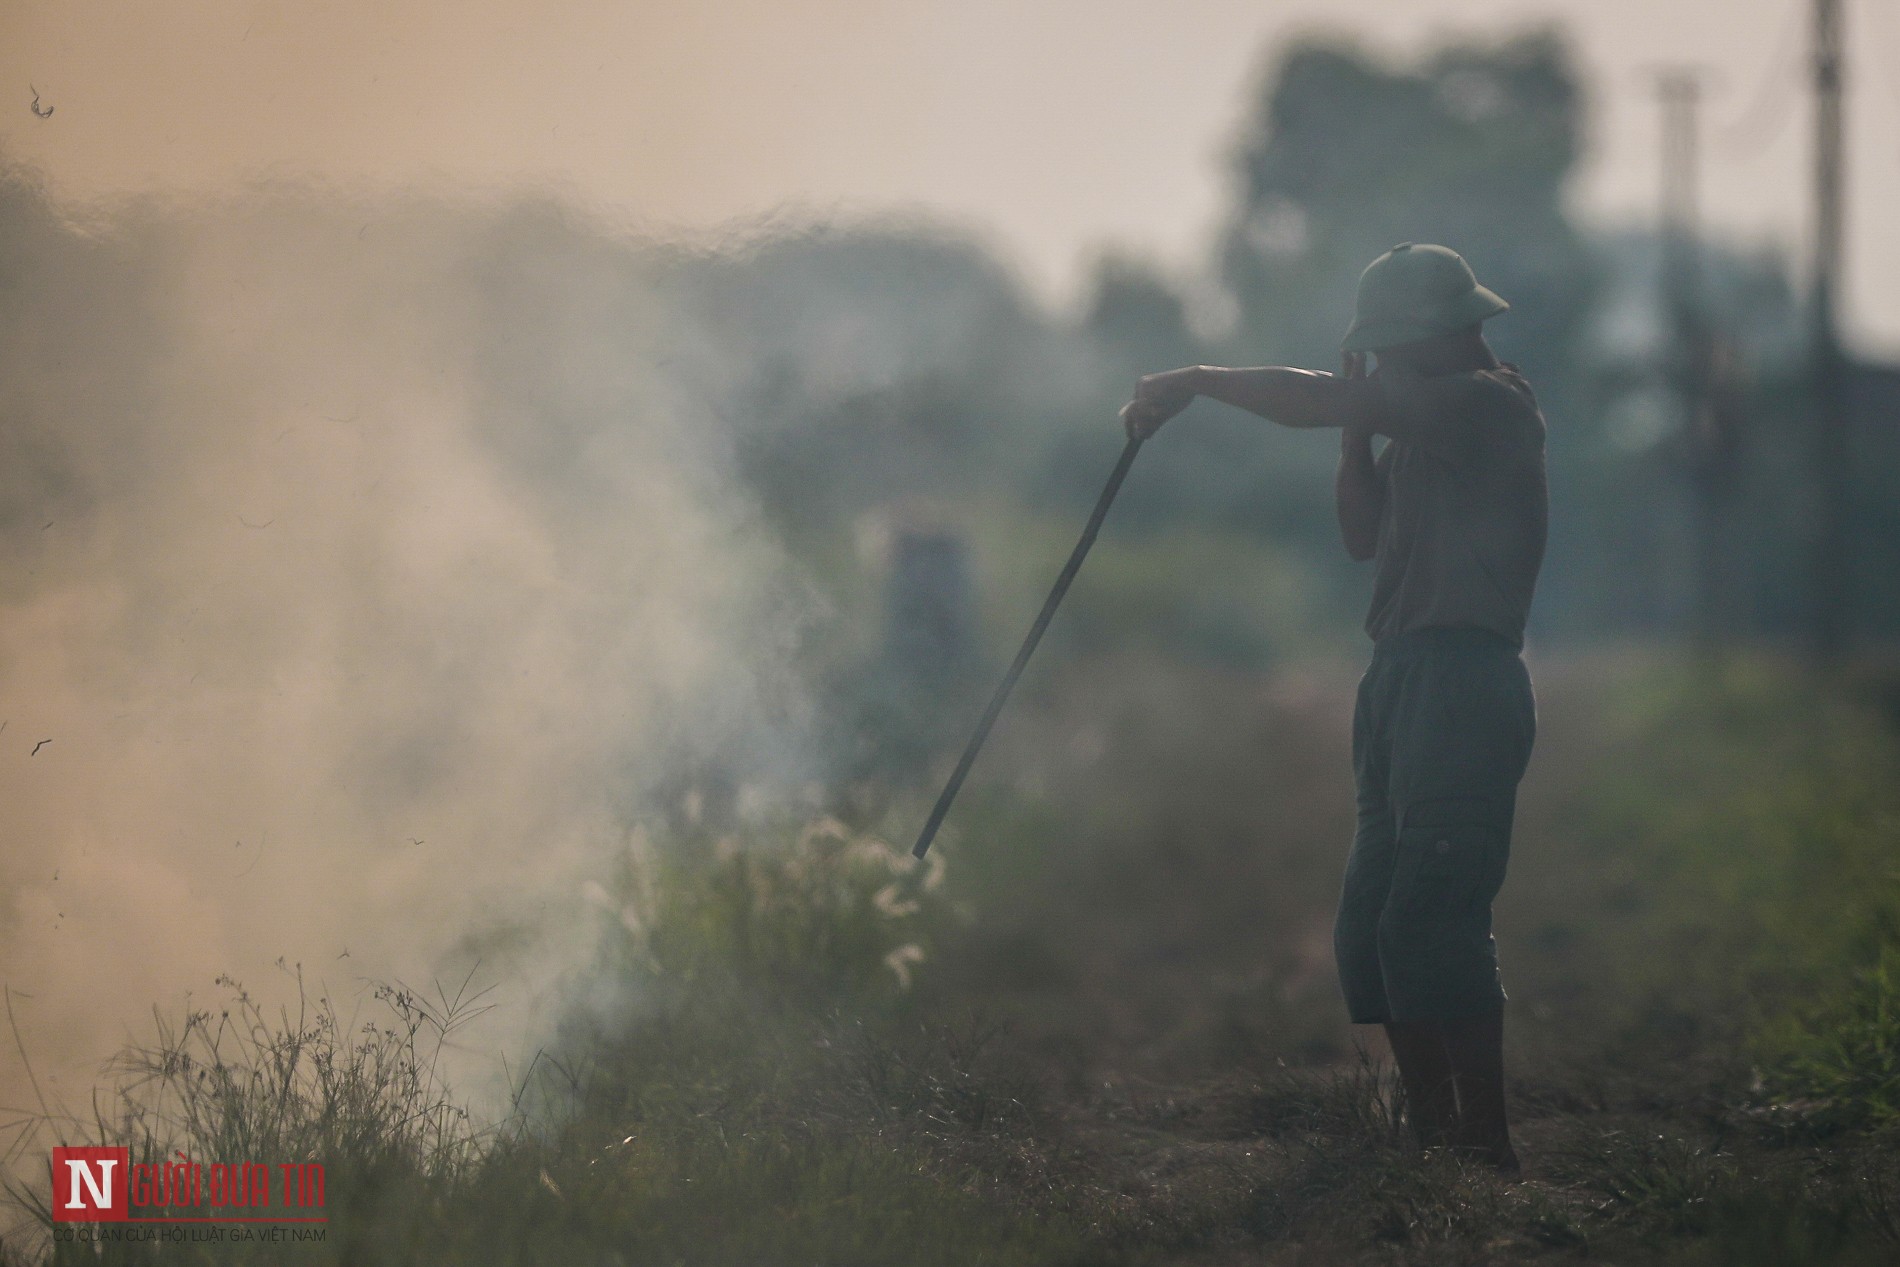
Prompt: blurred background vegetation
<box><xmin>667</xmin><ymin>28</ymin><xmax>1882</xmax><ymax>799</ymax></box>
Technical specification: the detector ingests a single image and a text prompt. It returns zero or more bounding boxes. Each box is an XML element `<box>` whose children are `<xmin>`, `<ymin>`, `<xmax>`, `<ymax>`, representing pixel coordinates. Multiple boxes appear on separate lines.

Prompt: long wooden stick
<box><xmin>912</xmin><ymin>434</ymin><xmax>1144</xmax><ymax>858</ymax></box>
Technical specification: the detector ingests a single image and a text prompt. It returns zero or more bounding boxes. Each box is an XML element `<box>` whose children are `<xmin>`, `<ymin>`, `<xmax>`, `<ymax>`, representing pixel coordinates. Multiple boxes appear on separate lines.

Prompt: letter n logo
<box><xmin>51</xmin><ymin>1147</ymin><xmax>129</xmax><ymax>1222</ymax></box>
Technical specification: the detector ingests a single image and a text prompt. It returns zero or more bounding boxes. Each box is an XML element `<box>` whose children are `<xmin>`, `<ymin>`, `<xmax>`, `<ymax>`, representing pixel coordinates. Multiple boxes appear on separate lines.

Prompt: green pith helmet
<box><xmin>1341</xmin><ymin>242</ymin><xmax>1509</xmax><ymax>353</ymax></box>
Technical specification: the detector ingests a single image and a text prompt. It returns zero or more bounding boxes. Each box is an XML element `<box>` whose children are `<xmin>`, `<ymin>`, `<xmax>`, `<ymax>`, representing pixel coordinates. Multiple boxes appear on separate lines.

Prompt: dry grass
<box><xmin>9</xmin><ymin>651</ymin><xmax>1900</xmax><ymax>1264</ymax></box>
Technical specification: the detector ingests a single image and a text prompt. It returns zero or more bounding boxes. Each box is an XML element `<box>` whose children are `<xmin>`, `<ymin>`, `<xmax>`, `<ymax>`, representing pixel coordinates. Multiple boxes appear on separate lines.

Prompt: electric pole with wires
<box><xmin>1654</xmin><ymin>69</ymin><xmax>1740</xmax><ymax>656</ymax></box>
<box><xmin>1808</xmin><ymin>0</ymin><xmax>1851</xmax><ymax>667</ymax></box>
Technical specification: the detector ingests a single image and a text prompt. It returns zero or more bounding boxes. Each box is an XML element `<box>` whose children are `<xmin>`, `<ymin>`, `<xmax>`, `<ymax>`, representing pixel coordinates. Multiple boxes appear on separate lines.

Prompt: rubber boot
<box><xmin>1440</xmin><ymin>1007</ymin><xmax>1520</xmax><ymax>1175</ymax></box>
<box><xmin>1382</xmin><ymin>1020</ymin><xmax>1458</xmax><ymax>1152</ymax></box>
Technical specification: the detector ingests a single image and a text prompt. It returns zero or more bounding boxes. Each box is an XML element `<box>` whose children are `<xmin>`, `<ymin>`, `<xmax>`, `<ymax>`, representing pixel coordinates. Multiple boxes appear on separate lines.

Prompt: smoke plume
<box><xmin>0</xmin><ymin>169</ymin><xmax>824</xmax><ymax>1143</ymax></box>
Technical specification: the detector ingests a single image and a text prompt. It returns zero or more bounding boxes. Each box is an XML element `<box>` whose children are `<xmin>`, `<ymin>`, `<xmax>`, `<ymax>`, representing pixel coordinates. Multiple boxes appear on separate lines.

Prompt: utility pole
<box><xmin>1658</xmin><ymin>71</ymin><xmax>1702</xmax><ymax>304</ymax></box>
<box><xmin>1809</xmin><ymin>0</ymin><xmax>1850</xmax><ymax>666</ymax></box>
<box><xmin>1655</xmin><ymin>69</ymin><xmax>1726</xmax><ymax>653</ymax></box>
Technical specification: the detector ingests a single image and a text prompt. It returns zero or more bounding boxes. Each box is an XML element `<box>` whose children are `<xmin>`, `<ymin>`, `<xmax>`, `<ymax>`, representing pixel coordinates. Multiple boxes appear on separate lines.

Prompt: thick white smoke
<box><xmin>0</xmin><ymin>177</ymin><xmax>820</xmax><ymax>1146</ymax></box>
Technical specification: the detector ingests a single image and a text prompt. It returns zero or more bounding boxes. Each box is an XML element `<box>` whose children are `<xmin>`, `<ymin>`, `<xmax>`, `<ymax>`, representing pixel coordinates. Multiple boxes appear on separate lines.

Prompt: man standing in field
<box><xmin>1119</xmin><ymin>243</ymin><xmax>1546</xmax><ymax>1174</ymax></box>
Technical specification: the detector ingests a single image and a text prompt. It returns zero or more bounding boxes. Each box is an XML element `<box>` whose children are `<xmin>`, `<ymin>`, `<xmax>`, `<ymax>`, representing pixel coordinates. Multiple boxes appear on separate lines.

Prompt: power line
<box><xmin>1710</xmin><ymin>0</ymin><xmax>1806</xmax><ymax>157</ymax></box>
<box><xmin>1654</xmin><ymin>69</ymin><xmax>1738</xmax><ymax>655</ymax></box>
<box><xmin>1857</xmin><ymin>0</ymin><xmax>1900</xmax><ymax>120</ymax></box>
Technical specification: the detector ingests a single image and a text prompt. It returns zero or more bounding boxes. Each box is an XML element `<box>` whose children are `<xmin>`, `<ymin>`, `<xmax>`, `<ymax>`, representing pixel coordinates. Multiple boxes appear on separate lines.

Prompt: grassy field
<box><xmin>13</xmin><ymin>650</ymin><xmax>1900</xmax><ymax>1265</ymax></box>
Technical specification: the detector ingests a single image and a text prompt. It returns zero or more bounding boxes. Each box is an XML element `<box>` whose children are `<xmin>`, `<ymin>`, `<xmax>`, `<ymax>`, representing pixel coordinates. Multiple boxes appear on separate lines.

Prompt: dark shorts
<box><xmin>1334</xmin><ymin>626</ymin><xmax>1536</xmax><ymax>1024</ymax></box>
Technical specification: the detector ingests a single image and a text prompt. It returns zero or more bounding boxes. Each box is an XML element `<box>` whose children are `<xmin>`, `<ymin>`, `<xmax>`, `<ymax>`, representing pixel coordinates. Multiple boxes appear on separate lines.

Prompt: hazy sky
<box><xmin>4</xmin><ymin>0</ymin><xmax>1898</xmax><ymax>351</ymax></box>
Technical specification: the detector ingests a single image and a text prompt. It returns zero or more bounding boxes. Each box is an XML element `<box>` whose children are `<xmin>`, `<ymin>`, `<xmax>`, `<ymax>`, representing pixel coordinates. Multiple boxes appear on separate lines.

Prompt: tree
<box><xmin>1216</xmin><ymin>30</ymin><xmax>1599</xmax><ymax>384</ymax></box>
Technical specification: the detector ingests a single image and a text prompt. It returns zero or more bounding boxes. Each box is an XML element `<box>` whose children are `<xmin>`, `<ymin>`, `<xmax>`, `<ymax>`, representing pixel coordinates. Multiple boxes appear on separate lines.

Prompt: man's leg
<box><xmin>1441</xmin><ymin>1007</ymin><xmax>1519</xmax><ymax>1173</ymax></box>
<box><xmin>1375</xmin><ymin>635</ymin><xmax>1534</xmax><ymax>1175</ymax></box>
<box><xmin>1336</xmin><ymin>658</ymin><xmax>1408</xmax><ymax>1050</ymax></box>
<box><xmin>1382</xmin><ymin>1019</ymin><xmax>1457</xmax><ymax>1151</ymax></box>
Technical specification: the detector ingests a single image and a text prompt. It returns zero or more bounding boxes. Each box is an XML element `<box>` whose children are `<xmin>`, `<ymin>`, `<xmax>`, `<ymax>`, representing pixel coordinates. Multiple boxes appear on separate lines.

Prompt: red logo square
<box><xmin>51</xmin><ymin>1147</ymin><xmax>129</xmax><ymax>1222</ymax></box>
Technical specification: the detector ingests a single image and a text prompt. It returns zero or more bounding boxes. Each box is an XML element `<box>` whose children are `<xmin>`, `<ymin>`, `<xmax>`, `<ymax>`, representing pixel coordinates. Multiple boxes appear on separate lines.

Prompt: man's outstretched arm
<box><xmin>1117</xmin><ymin>352</ymin><xmax>1386</xmax><ymax>561</ymax></box>
<box><xmin>1119</xmin><ymin>353</ymin><xmax>1492</xmax><ymax>468</ymax></box>
<box><xmin>1120</xmin><ymin>355</ymin><xmax>1375</xmax><ymax>439</ymax></box>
